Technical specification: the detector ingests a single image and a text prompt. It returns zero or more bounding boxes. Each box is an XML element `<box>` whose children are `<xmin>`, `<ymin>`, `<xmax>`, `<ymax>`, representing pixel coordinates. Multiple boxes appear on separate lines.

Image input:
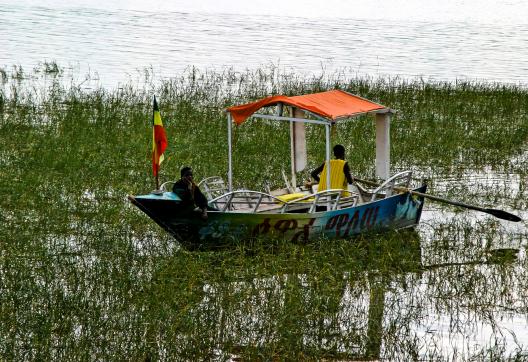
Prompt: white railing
<box><xmin>198</xmin><ymin>176</ymin><xmax>228</xmax><ymax>200</ymax></box>
<box><xmin>159</xmin><ymin>176</ymin><xmax>228</xmax><ymax>198</ymax></box>
<box><xmin>370</xmin><ymin>170</ymin><xmax>413</xmax><ymax>201</ymax></box>
<box><xmin>209</xmin><ymin>189</ymin><xmax>359</xmax><ymax>214</ymax></box>
<box><xmin>159</xmin><ymin>181</ymin><xmax>176</xmax><ymax>192</ymax></box>
<box><xmin>163</xmin><ymin>176</ymin><xmax>361</xmax><ymax>213</ymax></box>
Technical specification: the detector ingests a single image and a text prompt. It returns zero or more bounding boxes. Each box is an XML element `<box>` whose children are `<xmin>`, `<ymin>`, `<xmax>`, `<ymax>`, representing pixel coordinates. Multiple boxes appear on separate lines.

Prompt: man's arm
<box><xmin>344</xmin><ymin>162</ymin><xmax>354</xmax><ymax>184</ymax></box>
<box><xmin>194</xmin><ymin>186</ymin><xmax>209</xmax><ymax>220</ymax></box>
<box><xmin>310</xmin><ymin>163</ymin><xmax>325</xmax><ymax>182</ymax></box>
<box><xmin>172</xmin><ymin>180</ymin><xmax>193</xmax><ymax>203</ymax></box>
<box><xmin>194</xmin><ymin>186</ymin><xmax>209</xmax><ymax>210</ymax></box>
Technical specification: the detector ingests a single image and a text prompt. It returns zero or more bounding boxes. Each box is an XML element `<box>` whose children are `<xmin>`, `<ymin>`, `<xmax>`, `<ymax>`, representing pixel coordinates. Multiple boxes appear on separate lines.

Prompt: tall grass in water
<box><xmin>1</xmin><ymin>65</ymin><xmax>527</xmax><ymax>360</ymax></box>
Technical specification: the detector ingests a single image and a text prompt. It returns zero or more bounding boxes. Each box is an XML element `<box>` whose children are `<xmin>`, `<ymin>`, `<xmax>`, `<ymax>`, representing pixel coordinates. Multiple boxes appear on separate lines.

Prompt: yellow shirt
<box><xmin>318</xmin><ymin>159</ymin><xmax>350</xmax><ymax>196</ymax></box>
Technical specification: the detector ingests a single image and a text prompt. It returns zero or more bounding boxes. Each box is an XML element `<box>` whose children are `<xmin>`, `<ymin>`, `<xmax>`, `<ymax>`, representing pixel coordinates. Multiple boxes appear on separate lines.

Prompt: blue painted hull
<box><xmin>129</xmin><ymin>185</ymin><xmax>426</xmax><ymax>249</ymax></box>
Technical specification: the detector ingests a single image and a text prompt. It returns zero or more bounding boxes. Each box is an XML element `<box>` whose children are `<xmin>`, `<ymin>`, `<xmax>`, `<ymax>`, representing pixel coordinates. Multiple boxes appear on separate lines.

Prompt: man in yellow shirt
<box><xmin>309</xmin><ymin>144</ymin><xmax>354</xmax><ymax>192</ymax></box>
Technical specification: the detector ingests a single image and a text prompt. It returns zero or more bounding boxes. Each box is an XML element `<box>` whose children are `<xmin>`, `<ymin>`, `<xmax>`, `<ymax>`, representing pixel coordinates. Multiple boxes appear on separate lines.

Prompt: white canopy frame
<box><xmin>226</xmin><ymin>104</ymin><xmax>395</xmax><ymax>193</ymax></box>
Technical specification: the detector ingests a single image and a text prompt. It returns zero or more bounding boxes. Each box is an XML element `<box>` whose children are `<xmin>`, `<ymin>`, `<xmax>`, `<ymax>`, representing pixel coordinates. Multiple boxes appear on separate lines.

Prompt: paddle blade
<box><xmin>485</xmin><ymin>208</ymin><xmax>522</xmax><ymax>222</ymax></box>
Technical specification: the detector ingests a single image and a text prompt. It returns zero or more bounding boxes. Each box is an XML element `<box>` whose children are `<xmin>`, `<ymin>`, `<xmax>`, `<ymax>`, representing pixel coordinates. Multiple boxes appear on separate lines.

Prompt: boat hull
<box><xmin>129</xmin><ymin>185</ymin><xmax>426</xmax><ymax>249</ymax></box>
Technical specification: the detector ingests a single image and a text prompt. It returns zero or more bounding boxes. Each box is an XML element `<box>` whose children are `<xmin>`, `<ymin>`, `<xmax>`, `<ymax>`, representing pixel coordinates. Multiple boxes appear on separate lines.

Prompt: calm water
<box><xmin>2</xmin><ymin>0</ymin><xmax>528</xmax><ymax>87</ymax></box>
<box><xmin>1</xmin><ymin>1</ymin><xmax>528</xmax><ymax>360</ymax></box>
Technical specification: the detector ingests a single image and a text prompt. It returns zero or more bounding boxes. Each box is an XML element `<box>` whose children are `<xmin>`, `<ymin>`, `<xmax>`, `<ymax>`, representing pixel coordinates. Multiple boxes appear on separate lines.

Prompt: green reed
<box><xmin>1</xmin><ymin>65</ymin><xmax>527</xmax><ymax>360</ymax></box>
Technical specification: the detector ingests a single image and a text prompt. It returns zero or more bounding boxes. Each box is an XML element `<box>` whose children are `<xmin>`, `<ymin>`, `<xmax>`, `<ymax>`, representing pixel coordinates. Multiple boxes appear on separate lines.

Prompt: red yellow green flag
<box><xmin>152</xmin><ymin>96</ymin><xmax>168</xmax><ymax>177</ymax></box>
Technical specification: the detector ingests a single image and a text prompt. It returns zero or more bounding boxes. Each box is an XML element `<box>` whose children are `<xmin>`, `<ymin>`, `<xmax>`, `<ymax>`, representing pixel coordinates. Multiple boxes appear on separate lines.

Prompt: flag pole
<box><xmin>152</xmin><ymin>96</ymin><xmax>168</xmax><ymax>192</ymax></box>
<box><xmin>153</xmin><ymin>98</ymin><xmax>159</xmax><ymax>190</ymax></box>
<box><xmin>155</xmin><ymin>165</ymin><xmax>160</xmax><ymax>190</ymax></box>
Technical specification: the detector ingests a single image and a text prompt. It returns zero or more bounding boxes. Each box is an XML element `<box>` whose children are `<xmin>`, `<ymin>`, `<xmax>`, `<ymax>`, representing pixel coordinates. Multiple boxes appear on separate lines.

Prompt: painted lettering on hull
<box><xmin>253</xmin><ymin>217</ymin><xmax>316</xmax><ymax>242</ymax></box>
<box><xmin>325</xmin><ymin>206</ymin><xmax>380</xmax><ymax>238</ymax></box>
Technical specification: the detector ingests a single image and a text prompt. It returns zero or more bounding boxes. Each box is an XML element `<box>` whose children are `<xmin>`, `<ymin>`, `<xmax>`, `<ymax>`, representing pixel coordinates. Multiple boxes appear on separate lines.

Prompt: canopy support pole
<box><xmin>325</xmin><ymin>123</ymin><xmax>331</xmax><ymax>190</ymax></box>
<box><xmin>325</xmin><ymin>124</ymin><xmax>331</xmax><ymax>210</ymax></box>
<box><xmin>375</xmin><ymin>113</ymin><xmax>391</xmax><ymax>180</ymax></box>
<box><xmin>227</xmin><ymin>113</ymin><xmax>233</xmax><ymax>192</ymax></box>
<box><xmin>290</xmin><ymin>107</ymin><xmax>307</xmax><ymax>190</ymax></box>
<box><xmin>289</xmin><ymin>121</ymin><xmax>296</xmax><ymax>190</ymax></box>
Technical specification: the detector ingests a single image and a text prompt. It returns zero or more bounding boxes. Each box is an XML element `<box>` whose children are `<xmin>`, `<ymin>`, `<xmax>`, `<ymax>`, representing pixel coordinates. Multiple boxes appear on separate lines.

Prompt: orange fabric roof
<box><xmin>227</xmin><ymin>90</ymin><xmax>387</xmax><ymax>125</ymax></box>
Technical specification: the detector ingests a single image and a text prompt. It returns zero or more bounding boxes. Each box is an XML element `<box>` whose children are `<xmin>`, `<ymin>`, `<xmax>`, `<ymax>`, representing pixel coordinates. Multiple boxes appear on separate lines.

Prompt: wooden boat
<box><xmin>129</xmin><ymin>90</ymin><xmax>427</xmax><ymax>249</ymax></box>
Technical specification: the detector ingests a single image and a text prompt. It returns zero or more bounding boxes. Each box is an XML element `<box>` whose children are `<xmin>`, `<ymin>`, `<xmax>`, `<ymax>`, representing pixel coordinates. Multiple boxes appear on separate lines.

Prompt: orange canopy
<box><xmin>227</xmin><ymin>90</ymin><xmax>388</xmax><ymax>125</ymax></box>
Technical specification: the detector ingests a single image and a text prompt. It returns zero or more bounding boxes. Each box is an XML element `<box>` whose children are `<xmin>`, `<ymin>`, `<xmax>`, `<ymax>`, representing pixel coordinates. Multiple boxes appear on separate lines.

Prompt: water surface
<box><xmin>2</xmin><ymin>0</ymin><xmax>528</xmax><ymax>87</ymax></box>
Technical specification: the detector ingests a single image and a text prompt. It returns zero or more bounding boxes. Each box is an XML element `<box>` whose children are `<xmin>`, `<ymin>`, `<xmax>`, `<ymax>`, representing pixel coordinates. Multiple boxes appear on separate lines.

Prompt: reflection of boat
<box><xmin>129</xmin><ymin>90</ymin><xmax>426</xmax><ymax>249</ymax></box>
<box><xmin>185</xmin><ymin>230</ymin><xmax>424</xmax><ymax>360</ymax></box>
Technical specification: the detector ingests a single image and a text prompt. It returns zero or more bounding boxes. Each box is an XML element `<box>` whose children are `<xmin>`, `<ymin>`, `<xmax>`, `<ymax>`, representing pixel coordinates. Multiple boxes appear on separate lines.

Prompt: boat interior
<box><xmin>160</xmin><ymin>171</ymin><xmax>413</xmax><ymax>214</ymax></box>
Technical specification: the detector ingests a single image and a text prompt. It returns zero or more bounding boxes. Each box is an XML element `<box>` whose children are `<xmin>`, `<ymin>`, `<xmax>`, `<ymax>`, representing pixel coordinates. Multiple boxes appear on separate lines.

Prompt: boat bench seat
<box><xmin>275</xmin><ymin>192</ymin><xmax>314</xmax><ymax>203</ymax></box>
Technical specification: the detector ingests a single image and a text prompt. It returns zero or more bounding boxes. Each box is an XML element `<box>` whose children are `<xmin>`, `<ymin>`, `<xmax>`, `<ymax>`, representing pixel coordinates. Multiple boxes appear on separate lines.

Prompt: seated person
<box><xmin>172</xmin><ymin>166</ymin><xmax>208</xmax><ymax>220</ymax></box>
<box><xmin>309</xmin><ymin>144</ymin><xmax>355</xmax><ymax>194</ymax></box>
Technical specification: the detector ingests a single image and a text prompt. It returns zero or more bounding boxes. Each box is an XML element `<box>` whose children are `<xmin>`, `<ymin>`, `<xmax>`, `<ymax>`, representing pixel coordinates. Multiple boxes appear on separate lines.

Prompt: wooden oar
<box><xmin>355</xmin><ymin>178</ymin><xmax>522</xmax><ymax>222</ymax></box>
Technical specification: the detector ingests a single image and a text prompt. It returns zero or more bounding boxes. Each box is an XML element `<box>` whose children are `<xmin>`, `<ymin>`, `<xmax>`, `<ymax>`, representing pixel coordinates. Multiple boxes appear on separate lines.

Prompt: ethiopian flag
<box><xmin>152</xmin><ymin>96</ymin><xmax>168</xmax><ymax>177</ymax></box>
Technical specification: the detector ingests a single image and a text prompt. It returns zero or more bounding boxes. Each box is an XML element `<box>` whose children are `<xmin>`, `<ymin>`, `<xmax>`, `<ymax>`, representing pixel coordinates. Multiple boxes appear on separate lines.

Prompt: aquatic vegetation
<box><xmin>0</xmin><ymin>65</ymin><xmax>527</xmax><ymax>360</ymax></box>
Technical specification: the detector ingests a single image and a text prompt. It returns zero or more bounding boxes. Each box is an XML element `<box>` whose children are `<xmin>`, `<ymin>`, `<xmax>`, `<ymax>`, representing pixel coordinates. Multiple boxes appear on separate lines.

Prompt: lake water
<box><xmin>2</xmin><ymin>0</ymin><xmax>528</xmax><ymax>88</ymax></box>
<box><xmin>1</xmin><ymin>1</ymin><xmax>528</xmax><ymax>360</ymax></box>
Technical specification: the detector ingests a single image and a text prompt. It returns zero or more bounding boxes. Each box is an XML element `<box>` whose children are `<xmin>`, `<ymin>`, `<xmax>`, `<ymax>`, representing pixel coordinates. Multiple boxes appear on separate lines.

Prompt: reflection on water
<box><xmin>2</xmin><ymin>0</ymin><xmax>528</xmax><ymax>87</ymax></box>
<box><xmin>183</xmin><ymin>232</ymin><xmax>527</xmax><ymax>360</ymax></box>
<box><xmin>2</xmin><ymin>215</ymin><xmax>526</xmax><ymax>359</ymax></box>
